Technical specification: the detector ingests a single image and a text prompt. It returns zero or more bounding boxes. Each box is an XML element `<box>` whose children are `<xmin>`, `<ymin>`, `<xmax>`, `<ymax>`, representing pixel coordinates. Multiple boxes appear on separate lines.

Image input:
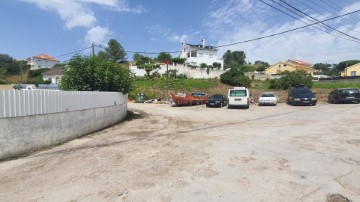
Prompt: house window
<box><xmin>190</xmin><ymin>51</ymin><xmax>197</xmax><ymax>57</ymax></box>
<box><xmin>209</xmin><ymin>54</ymin><xmax>213</xmax><ymax>58</ymax></box>
<box><xmin>198</xmin><ymin>53</ymin><xmax>203</xmax><ymax>58</ymax></box>
<box><xmin>351</xmin><ymin>71</ymin><xmax>356</xmax><ymax>76</ymax></box>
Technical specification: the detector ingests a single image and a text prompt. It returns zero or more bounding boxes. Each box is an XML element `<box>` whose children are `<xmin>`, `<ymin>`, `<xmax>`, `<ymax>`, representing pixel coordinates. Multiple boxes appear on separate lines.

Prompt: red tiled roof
<box><xmin>33</xmin><ymin>54</ymin><xmax>60</xmax><ymax>62</ymax></box>
<box><xmin>287</xmin><ymin>59</ymin><xmax>311</xmax><ymax>66</ymax></box>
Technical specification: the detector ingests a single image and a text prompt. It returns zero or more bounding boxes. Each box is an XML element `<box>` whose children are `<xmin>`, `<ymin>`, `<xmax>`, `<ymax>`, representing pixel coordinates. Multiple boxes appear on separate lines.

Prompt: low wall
<box><xmin>0</xmin><ymin>96</ymin><xmax>127</xmax><ymax>161</ymax></box>
<box><xmin>130</xmin><ymin>64</ymin><xmax>227</xmax><ymax>79</ymax></box>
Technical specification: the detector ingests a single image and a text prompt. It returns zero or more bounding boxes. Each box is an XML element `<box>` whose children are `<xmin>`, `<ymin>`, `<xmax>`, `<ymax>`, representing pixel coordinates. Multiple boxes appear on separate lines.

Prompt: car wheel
<box><xmin>245</xmin><ymin>105</ymin><xmax>249</xmax><ymax>109</ymax></box>
<box><xmin>334</xmin><ymin>98</ymin><xmax>339</xmax><ymax>104</ymax></box>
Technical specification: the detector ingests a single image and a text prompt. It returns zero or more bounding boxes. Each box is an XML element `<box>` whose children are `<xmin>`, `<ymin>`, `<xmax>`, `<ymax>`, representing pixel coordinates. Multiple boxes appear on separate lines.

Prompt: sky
<box><xmin>0</xmin><ymin>0</ymin><xmax>359</xmax><ymax>65</ymax></box>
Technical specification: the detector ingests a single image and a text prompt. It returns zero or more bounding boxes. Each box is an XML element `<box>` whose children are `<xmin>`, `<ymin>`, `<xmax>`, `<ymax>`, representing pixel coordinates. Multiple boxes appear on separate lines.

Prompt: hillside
<box><xmin>131</xmin><ymin>78</ymin><xmax>359</xmax><ymax>103</ymax></box>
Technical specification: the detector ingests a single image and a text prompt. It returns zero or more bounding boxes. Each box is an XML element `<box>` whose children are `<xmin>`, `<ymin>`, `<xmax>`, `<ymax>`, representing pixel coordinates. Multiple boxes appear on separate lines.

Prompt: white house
<box><xmin>27</xmin><ymin>54</ymin><xmax>60</xmax><ymax>70</ymax></box>
<box><xmin>179</xmin><ymin>39</ymin><xmax>223</xmax><ymax>69</ymax></box>
<box><xmin>42</xmin><ymin>66</ymin><xmax>62</xmax><ymax>84</ymax></box>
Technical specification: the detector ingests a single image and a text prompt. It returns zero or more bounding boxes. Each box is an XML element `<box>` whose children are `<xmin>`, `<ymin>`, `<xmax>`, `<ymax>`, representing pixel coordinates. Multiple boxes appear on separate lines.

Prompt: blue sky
<box><xmin>1</xmin><ymin>0</ymin><xmax>359</xmax><ymax>65</ymax></box>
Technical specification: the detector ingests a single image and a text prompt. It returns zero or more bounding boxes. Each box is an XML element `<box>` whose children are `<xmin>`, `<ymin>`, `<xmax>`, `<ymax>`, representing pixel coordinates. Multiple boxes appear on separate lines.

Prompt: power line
<box><xmin>262</xmin><ymin>0</ymin><xmax>359</xmax><ymax>43</ymax></box>
<box><xmin>53</xmin><ymin>46</ymin><xmax>92</xmax><ymax>59</ymax></box>
<box><xmin>278</xmin><ymin>0</ymin><xmax>359</xmax><ymax>41</ymax></box>
<box><xmin>317</xmin><ymin>0</ymin><xmax>360</xmax><ymax>24</ymax></box>
<box><xmin>214</xmin><ymin>9</ymin><xmax>360</xmax><ymax>48</ymax></box>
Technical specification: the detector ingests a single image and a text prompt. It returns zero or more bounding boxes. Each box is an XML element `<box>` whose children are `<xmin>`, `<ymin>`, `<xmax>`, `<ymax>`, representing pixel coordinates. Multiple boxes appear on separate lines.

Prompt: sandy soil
<box><xmin>0</xmin><ymin>102</ymin><xmax>359</xmax><ymax>202</ymax></box>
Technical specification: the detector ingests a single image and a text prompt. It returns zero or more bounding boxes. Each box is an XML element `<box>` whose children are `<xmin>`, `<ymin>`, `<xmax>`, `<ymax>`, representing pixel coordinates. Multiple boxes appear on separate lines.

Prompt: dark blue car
<box><xmin>206</xmin><ymin>94</ymin><xmax>228</xmax><ymax>108</ymax></box>
<box><xmin>288</xmin><ymin>86</ymin><xmax>317</xmax><ymax>106</ymax></box>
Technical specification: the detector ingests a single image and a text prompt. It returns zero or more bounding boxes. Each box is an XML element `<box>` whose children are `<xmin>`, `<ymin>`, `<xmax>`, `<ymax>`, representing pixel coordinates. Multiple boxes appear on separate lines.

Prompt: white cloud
<box><xmin>145</xmin><ymin>24</ymin><xmax>197</xmax><ymax>44</ymax></box>
<box><xmin>84</xmin><ymin>26</ymin><xmax>110</xmax><ymax>45</ymax></box>
<box><xmin>205</xmin><ymin>0</ymin><xmax>360</xmax><ymax>64</ymax></box>
<box><xmin>20</xmin><ymin>0</ymin><xmax>146</xmax><ymax>47</ymax></box>
<box><xmin>20</xmin><ymin>0</ymin><xmax>145</xmax><ymax>29</ymax></box>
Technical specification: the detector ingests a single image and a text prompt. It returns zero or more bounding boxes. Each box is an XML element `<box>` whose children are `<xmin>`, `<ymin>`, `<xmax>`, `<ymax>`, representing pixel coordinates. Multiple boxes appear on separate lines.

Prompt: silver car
<box><xmin>258</xmin><ymin>92</ymin><xmax>277</xmax><ymax>106</ymax></box>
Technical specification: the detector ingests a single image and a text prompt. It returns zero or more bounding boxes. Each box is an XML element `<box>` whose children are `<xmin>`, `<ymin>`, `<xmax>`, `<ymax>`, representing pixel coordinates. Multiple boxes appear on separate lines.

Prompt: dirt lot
<box><xmin>0</xmin><ymin>102</ymin><xmax>359</xmax><ymax>201</ymax></box>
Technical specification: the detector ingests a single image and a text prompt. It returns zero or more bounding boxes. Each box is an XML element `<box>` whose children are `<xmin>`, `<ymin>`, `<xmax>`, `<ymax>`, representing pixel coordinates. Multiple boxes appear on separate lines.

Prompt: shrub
<box><xmin>268</xmin><ymin>70</ymin><xmax>313</xmax><ymax>90</ymax></box>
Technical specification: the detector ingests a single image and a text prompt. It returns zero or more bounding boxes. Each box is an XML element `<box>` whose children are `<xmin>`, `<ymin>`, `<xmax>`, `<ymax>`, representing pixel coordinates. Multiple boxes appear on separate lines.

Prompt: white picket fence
<box><xmin>0</xmin><ymin>90</ymin><xmax>126</xmax><ymax>118</ymax></box>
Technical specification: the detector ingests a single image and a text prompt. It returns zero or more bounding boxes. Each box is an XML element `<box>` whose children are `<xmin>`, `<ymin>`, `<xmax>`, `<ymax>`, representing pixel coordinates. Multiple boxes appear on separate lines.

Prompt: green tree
<box><xmin>171</xmin><ymin>57</ymin><xmax>186</xmax><ymax>65</ymax></box>
<box><xmin>98</xmin><ymin>39</ymin><xmax>126</xmax><ymax>61</ymax></box>
<box><xmin>133</xmin><ymin>53</ymin><xmax>153</xmax><ymax>69</ymax></box>
<box><xmin>222</xmin><ymin>50</ymin><xmax>246</xmax><ymax>69</ymax></box>
<box><xmin>268</xmin><ymin>70</ymin><xmax>313</xmax><ymax>90</ymax></box>
<box><xmin>336</xmin><ymin>60</ymin><xmax>360</xmax><ymax>71</ymax></box>
<box><xmin>60</xmin><ymin>54</ymin><xmax>132</xmax><ymax>93</ymax></box>
<box><xmin>220</xmin><ymin>65</ymin><xmax>252</xmax><ymax>87</ymax></box>
<box><xmin>254</xmin><ymin>60</ymin><xmax>270</xmax><ymax>72</ymax></box>
<box><xmin>156</xmin><ymin>52</ymin><xmax>172</xmax><ymax>63</ymax></box>
<box><xmin>200</xmin><ymin>63</ymin><xmax>208</xmax><ymax>69</ymax></box>
<box><xmin>0</xmin><ymin>54</ymin><xmax>21</xmax><ymax>75</ymax></box>
<box><xmin>212</xmin><ymin>62</ymin><xmax>221</xmax><ymax>69</ymax></box>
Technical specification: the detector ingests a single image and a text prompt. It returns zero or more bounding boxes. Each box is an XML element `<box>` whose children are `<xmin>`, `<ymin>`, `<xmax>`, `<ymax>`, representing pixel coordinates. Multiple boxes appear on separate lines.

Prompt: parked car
<box><xmin>328</xmin><ymin>88</ymin><xmax>360</xmax><ymax>104</ymax></box>
<box><xmin>258</xmin><ymin>92</ymin><xmax>277</xmax><ymax>106</ymax></box>
<box><xmin>288</xmin><ymin>85</ymin><xmax>317</xmax><ymax>106</ymax></box>
<box><xmin>206</xmin><ymin>94</ymin><xmax>228</xmax><ymax>108</ymax></box>
<box><xmin>228</xmin><ymin>87</ymin><xmax>250</xmax><ymax>109</ymax></box>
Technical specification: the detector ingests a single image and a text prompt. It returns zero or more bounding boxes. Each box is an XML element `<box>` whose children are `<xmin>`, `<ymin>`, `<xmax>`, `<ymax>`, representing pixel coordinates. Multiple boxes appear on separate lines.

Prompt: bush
<box><xmin>268</xmin><ymin>70</ymin><xmax>313</xmax><ymax>90</ymax></box>
<box><xmin>60</xmin><ymin>55</ymin><xmax>132</xmax><ymax>93</ymax></box>
<box><xmin>220</xmin><ymin>66</ymin><xmax>252</xmax><ymax>87</ymax></box>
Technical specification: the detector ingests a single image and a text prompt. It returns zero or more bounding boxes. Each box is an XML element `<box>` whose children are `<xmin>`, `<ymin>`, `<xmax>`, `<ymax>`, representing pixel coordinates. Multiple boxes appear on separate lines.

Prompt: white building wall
<box><xmin>43</xmin><ymin>75</ymin><xmax>61</xmax><ymax>84</ymax></box>
<box><xmin>130</xmin><ymin>64</ymin><xmax>228</xmax><ymax>79</ymax></box>
<box><xmin>179</xmin><ymin>45</ymin><xmax>223</xmax><ymax>69</ymax></box>
<box><xmin>29</xmin><ymin>58</ymin><xmax>59</xmax><ymax>70</ymax></box>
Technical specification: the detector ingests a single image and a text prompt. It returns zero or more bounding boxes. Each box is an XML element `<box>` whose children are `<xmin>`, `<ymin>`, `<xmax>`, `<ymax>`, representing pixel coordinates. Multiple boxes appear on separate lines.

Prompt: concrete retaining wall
<box><xmin>0</xmin><ymin>99</ymin><xmax>127</xmax><ymax>161</ymax></box>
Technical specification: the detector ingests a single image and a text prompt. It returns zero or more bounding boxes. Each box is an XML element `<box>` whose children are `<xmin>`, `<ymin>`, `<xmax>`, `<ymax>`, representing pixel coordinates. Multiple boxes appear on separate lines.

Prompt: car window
<box><xmin>229</xmin><ymin>90</ymin><xmax>247</xmax><ymax>97</ymax></box>
<box><xmin>210</xmin><ymin>95</ymin><xmax>223</xmax><ymax>99</ymax></box>
<box><xmin>261</xmin><ymin>93</ymin><xmax>275</xmax><ymax>97</ymax></box>
<box><xmin>293</xmin><ymin>89</ymin><xmax>313</xmax><ymax>96</ymax></box>
<box><xmin>339</xmin><ymin>89</ymin><xmax>359</xmax><ymax>94</ymax></box>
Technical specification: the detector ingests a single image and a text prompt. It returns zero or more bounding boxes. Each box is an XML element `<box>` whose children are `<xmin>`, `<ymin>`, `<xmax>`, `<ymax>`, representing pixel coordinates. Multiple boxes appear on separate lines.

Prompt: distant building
<box><xmin>341</xmin><ymin>63</ymin><xmax>360</xmax><ymax>77</ymax></box>
<box><xmin>42</xmin><ymin>66</ymin><xmax>62</xmax><ymax>84</ymax></box>
<box><xmin>27</xmin><ymin>54</ymin><xmax>60</xmax><ymax>70</ymax></box>
<box><xmin>179</xmin><ymin>39</ymin><xmax>223</xmax><ymax>69</ymax></box>
<box><xmin>265</xmin><ymin>59</ymin><xmax>314</xmax><ymax>75</ymax></box>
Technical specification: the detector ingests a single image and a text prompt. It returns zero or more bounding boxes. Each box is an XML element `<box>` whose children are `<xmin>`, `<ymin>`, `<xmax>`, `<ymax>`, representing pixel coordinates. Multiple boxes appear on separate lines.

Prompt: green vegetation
<box><xmin>220</xmin><ymin>65</ymin><xmax>252</xmax><ymax>87</ymax></box>
<box><xmin>130</xmin><ymin>77</ymin><xmax>217</xmax><ymax>99</ymax></box>
<box><xmin>313</xmin><ymin>82</ymin><xmax>360</xmax><ymax>89</ymax></box>
<box><xmin>97</xmin><ymin>39</ymin><xmax>126</xmax><ymax>62</ymax></box>
<box><xmin>60</xmin><ymin>54</ymin><xmax>132</xmax><ymax>93</ymax></box>
<box><xmin>268</xmin><ymin>70</ymin><xmax>313</xmax><ymax>90</ymax></box>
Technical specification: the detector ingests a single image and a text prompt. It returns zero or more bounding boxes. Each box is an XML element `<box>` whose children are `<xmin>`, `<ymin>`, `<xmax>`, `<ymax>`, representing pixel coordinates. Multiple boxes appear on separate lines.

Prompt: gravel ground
<box><xmin>0</xmin><ymin>102</ymin><xmax>359</xmax><ymax>202</ymax></box>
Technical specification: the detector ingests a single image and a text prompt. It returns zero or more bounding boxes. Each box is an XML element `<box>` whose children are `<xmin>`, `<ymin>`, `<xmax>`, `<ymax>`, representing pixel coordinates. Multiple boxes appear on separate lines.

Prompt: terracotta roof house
<box><xmin>265</xmin><ymin>59</ymin><xmax>314</xmax><ymax>75</ymax></box>
<box><xmin>42</xmin><ymin>66</ymin><xmax>62</xmax><ymax>84</ymax></box>
<box><xmin>179</xmin><ymin>39</ymin><xmax>224</xmax><ymax>69</ymax></box>
<box><xmin>27</xmin><ymin>54</ymin><xmax>60</xmax><ymax>70</ymax></box>
<box><xmin>341</xmin><ymin>63</ymin><xmax>360</xmax><ymax>77</ymax></box>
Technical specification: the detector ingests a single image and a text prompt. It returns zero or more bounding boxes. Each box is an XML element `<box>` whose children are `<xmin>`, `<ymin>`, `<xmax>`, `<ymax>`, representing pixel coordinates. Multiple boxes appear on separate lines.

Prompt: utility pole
<box><xmin>164</xmin><ymin>60</ymin><xmax>170</xmax><ymax>100</ymax></box>
<box><xmin>91</xmin><ymin>43</ymin><xmax>95</xmax><ymax>57</ymax></box>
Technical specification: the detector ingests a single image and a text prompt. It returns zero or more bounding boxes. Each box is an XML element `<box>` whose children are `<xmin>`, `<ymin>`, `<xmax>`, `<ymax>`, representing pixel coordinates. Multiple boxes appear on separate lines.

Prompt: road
<box><xmin>0</xmin><ymin>102</ymin><xmax>359</xmax><ymax>201</ymax></box>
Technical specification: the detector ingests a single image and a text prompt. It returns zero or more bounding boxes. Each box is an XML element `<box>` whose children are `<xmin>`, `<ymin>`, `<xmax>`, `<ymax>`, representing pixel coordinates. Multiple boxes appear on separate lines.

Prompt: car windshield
<box><xmin>339</xmin><ymin>89</ymin><xmax>359</xmax><ymax>94</ymax></box>
<box><xmin>210</xmin><ymin>94</ymin><xmax>222</xmax><ymax>99</ymax></box>
<box><xmin>261</xmin><ymin>93</ymin><xmax>275</xmax><ymax>97</ymax></box>
<box><xmin>229</xmin><ymin>90</ymin><xmax>247</xmax><ymax>97</ymax></box>
<box><xmin>293</xmin><ymin>89</ymin><xmax>313</xmax><ymax>96</ymax></box>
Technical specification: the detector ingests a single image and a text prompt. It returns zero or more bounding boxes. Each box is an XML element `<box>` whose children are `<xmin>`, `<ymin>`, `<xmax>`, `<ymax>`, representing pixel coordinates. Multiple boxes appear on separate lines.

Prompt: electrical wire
<box><xmin>278</xmin><ymin>0</ymin><xmax>359</xmax><ymax>41</ymax></box>
<box><xmin>214</xmin><ymin>9</ymin><xmax>360</xmax><ymax>48</ymax></box>
<box><xmin>53</xmin><ymin>46</ymin><xmax>92</xmax><ymax>59</ymax></box>
<box><xmin>262</xmin><ymin>0</ymin><xmax>360</xmax><ymax>43</ymax></box>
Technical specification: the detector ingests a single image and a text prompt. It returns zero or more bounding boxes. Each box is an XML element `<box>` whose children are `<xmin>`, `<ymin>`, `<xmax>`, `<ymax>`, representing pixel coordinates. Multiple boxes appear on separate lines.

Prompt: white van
<box><xmin>228</xmin><ymin>87</ymin><xmax>250</xmax><ymax>109</ymax></box>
